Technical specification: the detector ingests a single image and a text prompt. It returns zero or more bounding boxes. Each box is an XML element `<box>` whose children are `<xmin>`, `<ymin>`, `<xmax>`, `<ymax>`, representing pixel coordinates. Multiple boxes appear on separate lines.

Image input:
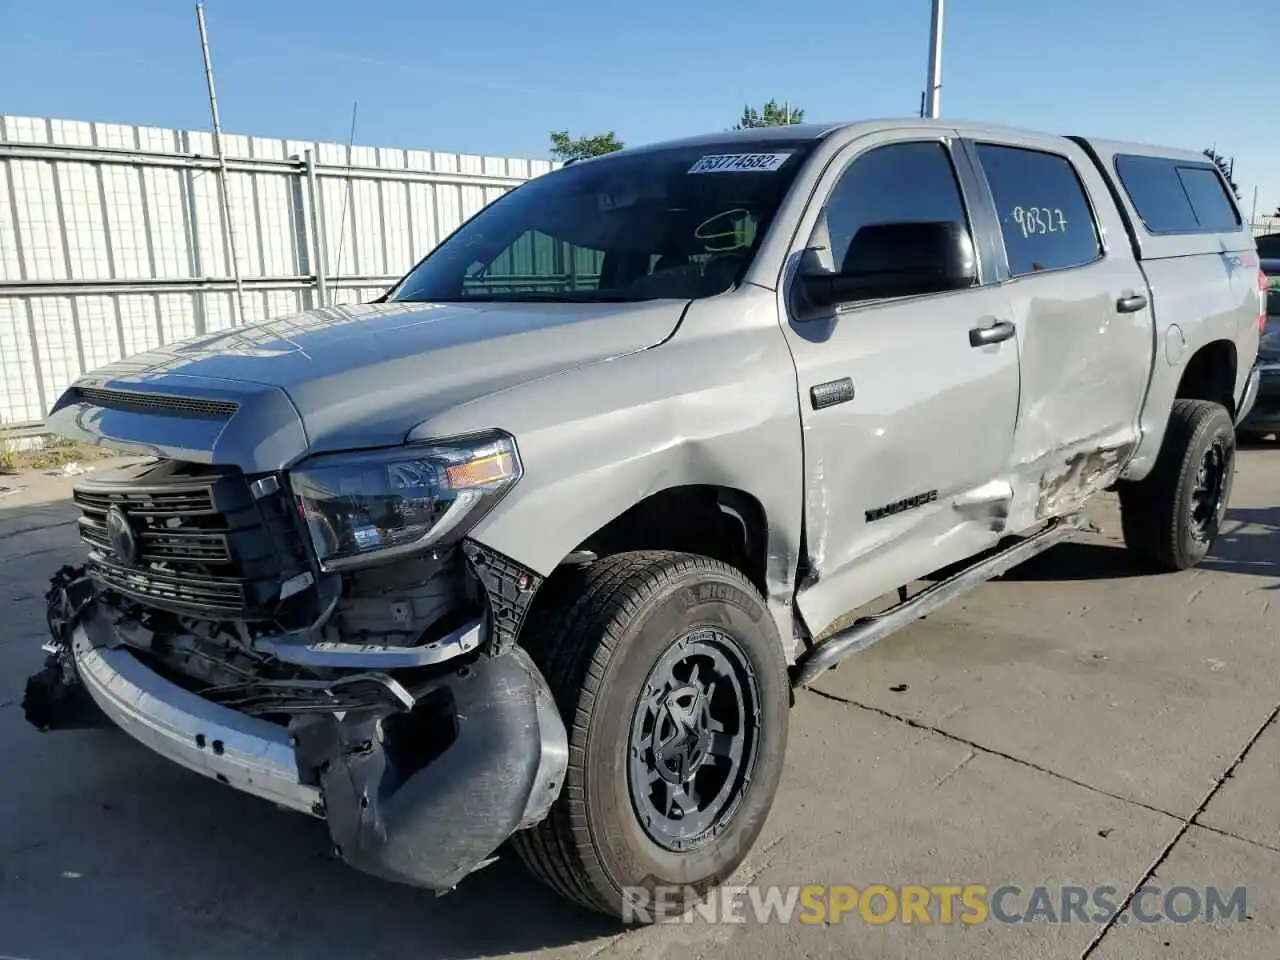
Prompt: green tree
<box><xmin>549</xmin><ymin>130</ymin><xmax>624</xmax><ymax>163</ymax></box>
<box><xmin>1203</xmin><ymin>148</ymin><xmax>1241</xmax><ymax>201</ymax></box>
<box><xmin>734</xmin><ymin>99</ymin><xmax>805</xmax><ymax>129</ymax></box>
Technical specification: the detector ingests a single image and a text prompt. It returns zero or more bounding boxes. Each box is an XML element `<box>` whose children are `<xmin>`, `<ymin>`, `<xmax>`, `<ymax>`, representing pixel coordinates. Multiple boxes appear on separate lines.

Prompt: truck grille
<box><xmin>72</xmin><ymin>460</ymin><xmax>311</xmax><ymax>620</ymax></box>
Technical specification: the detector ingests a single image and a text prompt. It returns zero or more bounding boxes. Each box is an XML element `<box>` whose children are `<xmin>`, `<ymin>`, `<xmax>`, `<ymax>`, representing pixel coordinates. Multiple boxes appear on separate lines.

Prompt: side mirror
<box><xmin>798</xmin><ymin>220</ymin><xmax>978</xmax><ymax>309</ymax></box>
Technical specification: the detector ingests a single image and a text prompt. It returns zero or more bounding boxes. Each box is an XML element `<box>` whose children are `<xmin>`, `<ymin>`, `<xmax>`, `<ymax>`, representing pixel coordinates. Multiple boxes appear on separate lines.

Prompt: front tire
<box><xmin>511</xmin><ymin>551</ymin><xmax>791</xmax><ymax>921</ymax></box>
<box><xmin>1118</xmin><ymin>399</ymin><xmax>1236</xmax><ymax>571</ymax></box>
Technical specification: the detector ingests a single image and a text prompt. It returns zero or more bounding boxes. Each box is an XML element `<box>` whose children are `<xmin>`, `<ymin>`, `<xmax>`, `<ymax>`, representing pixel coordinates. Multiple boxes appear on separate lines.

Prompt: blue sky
<box><xmin>1</xmin><ymin>0</ymin><xmax>1274</xmax><ymax>217</ymax></box>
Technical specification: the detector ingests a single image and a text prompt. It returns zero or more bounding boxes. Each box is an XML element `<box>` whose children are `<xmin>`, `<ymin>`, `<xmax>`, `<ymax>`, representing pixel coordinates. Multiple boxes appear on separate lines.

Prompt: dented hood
<box><xmin>46</xmin><ymin>299</ymin><xmax>686</xmax><ymax>471</ymax></box>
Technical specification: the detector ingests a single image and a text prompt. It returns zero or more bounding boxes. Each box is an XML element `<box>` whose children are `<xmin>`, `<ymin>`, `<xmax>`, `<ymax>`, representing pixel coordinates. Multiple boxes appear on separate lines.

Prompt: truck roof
<box><xmin>1067</xmin><ymin>135</ymin><xmax>1219</xmax><ymax>168</ymax></box>
<box><xmin>587</xmin><ymin>121</ymin><xmax>845</xmax><ymax>158</ymax></box>
<box><xmin>606</xmin><ymin>119</ymin><xmax>1210</xmax><ymax>167</ymax></box>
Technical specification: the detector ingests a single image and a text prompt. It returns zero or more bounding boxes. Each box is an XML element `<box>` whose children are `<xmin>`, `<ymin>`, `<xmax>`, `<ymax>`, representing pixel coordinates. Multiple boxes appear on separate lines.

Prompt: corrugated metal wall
<box><xmin>0</xmin><ymin>114</ymin><xmax>558</xmax><ymax>429</ymax></box>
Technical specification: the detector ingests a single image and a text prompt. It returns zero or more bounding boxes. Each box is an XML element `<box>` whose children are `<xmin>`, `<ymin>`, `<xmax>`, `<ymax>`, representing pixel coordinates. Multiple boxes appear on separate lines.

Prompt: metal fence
<box><xmin>0</xmin><ymin>114</ymin><xmax>557</xmax><ymax>430</ymax></box>
<box><xmin>3</xmin><ymin>114</ymin><xmax>1276</xmax><ymax>432</ymax></box>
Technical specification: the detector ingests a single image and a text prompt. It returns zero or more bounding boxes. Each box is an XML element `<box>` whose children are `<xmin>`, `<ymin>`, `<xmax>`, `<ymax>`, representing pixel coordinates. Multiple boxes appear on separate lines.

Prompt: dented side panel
<box><xmin>413</xmin><ymin>287</ymin><xmax>807</xmax><ymax>655</ymax></box>
<box><xmin>999</xmin><ymin>253</ymin><xmax>1152</xmax><ymax>528</ymax></box>
<box><xmin>964</xmin><ymin>129</ymin><xmax>1155</xmax><ymax>532</ymax></box>
<box><xmin>1068</xmin><ymin>135</ymin><xmax>1260</xmax><ymax>481</ymax></box>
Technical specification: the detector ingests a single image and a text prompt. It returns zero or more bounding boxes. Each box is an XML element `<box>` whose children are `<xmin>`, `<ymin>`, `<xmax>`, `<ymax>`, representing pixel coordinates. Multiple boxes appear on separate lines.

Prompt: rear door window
<box><xmin>975</xmin><ymin>143</ymin><xmax>1102</xmax><ymax>277</ymax></box>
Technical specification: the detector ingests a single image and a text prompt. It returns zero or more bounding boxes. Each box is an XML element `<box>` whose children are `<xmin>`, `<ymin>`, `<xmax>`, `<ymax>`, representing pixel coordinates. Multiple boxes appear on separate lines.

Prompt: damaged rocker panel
<box><xmin>793</xmin><ymin>512</ymin><xmax>1085</xmax><ymax>688</ymax></box>
<box><xmin>1034</xmin><ymin>442</ymin><xmax>1134</xmax><ymax>519</ymax></box>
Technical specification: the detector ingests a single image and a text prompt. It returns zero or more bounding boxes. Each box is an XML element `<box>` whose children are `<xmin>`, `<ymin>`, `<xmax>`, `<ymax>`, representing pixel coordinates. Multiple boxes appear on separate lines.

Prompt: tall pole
<box><xmin>305</xmin><ymin>149</ymin><xmax>329</xmax><ymax>308</ymax></box>
<box><xmin>196</xmin><ymin>3</ymin><xmax>247</xmax><ymax>326</ymax></box>
<box><xmin>925</xmin><ymin>0</ymin><xmax>945</xmax><ymax>119</ymax></box>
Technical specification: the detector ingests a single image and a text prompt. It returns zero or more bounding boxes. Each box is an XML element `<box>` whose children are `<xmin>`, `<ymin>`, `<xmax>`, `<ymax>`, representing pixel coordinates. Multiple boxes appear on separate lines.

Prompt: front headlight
<box><xmin>287</xmin><ymin>431</ymin><xmax>522</xmax><ymax>571</ymax></box>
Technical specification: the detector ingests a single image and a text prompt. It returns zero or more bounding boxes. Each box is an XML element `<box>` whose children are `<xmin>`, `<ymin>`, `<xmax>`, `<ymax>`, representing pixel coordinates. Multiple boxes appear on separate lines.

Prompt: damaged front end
<box><xmin>22</xmin><ymin>451</ymin><xmax>568</xmax><ymax>893</ymax></box>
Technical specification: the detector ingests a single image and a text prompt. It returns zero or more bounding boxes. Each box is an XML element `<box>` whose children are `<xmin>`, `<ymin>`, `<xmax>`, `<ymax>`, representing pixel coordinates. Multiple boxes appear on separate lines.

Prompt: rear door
<box><xmin>959</xmin><ymin>133</ymin><xmax>1155</xmax><ymax>520</ymax></box>
<box><xmin>777</xmin><ymin>129</ymin><xmax>1022</xmax><ymax>637</ymax></box>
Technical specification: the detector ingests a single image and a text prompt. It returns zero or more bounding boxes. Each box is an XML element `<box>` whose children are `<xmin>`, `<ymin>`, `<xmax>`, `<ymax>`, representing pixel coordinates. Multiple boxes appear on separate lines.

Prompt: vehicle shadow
<box><xmin>1237</xmin><ymin>433</ymin><xmax>1278</xmax><ymax>449</ymax></box>
<box><xmin>1000</xmin><ymin>506</ymin><xmax>1280</xmax><ymax>584</ymax></box>
<box><xmin>0</xmin><ymin>491</ymin><xmax>621</xmax><ymax>960</ymax></box>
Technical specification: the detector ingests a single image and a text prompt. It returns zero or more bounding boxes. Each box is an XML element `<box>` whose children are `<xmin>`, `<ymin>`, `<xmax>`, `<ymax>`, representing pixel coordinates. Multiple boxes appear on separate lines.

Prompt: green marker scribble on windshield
<box><xmin>695</xmin><ymin>208</ymin><xmax>757</xmax><ymax>252</ymax></box>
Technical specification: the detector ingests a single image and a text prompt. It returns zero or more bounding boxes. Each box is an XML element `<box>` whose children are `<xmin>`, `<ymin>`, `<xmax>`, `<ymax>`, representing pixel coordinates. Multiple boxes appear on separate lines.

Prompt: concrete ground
<box><xmin>1</xmin><ymin>447</ymin><xmax>1277</xmax><ymax>960</ymax></box>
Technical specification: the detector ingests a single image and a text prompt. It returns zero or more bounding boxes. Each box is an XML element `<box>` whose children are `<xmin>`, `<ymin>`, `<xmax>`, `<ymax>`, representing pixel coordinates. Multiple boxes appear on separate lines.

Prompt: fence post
<box><xmin>304</xmin><ymin>149</ymin><xmax>328</xmax><ymax>308</ymax></box>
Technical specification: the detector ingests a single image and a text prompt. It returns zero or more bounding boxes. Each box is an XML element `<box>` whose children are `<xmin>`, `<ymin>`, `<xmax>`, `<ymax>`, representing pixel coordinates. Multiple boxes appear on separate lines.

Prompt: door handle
<box><xmin>969</xmin><ymin>319</ymin><xmax>1016</xmax><ymax>347</ymax></box>
<box><xmin>1117</xmin><ymin>292</ymin><xmax>1148</xmax><ymax>313</ymax></box>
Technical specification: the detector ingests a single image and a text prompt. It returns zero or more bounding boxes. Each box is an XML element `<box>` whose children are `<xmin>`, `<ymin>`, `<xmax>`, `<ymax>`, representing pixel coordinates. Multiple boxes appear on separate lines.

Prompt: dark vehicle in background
<box><xmin>1254</xmin><ymin>233</ymin><xmax>1280</xmax><ymax>259</ymax></box>
<box><xmin>1239</xmin><ymin>258</ymin><xmax>1280</xmax><ymax>440</ymax></box>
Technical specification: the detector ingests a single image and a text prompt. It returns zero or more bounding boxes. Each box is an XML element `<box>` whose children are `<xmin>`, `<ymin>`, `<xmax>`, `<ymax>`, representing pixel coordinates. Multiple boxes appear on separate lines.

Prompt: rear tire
<box><xmin>1118</xmin><ymin>399</ymin><xmax>1235</xmax><ymax>571</ymax></box>
<box><xmin>511</xmin><ymin>551</ymin><xmax>790</xmax><ymax>922</ymax></box>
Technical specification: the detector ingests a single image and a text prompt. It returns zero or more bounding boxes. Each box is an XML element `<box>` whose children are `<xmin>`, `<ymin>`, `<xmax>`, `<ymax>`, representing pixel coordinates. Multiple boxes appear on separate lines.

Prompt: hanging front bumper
<box><xmin>23</xmin><ymin>567</ymin><xmax>569</xmax><ymax>892</ymax></box>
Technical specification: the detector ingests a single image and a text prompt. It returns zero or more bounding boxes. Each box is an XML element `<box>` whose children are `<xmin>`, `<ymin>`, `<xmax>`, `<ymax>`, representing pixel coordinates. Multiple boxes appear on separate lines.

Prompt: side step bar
<box><xmin>791</xmin><ymin>512</ymin><xmax>1086</xmax><ymax>689</ymax></box>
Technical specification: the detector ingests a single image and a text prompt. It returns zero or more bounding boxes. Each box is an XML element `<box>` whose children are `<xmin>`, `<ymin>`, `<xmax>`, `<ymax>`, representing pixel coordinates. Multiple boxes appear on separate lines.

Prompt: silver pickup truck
<box><xmin>22</xmin><ymin>118</ymin><xmax>1264</xmax><ymax>921</ymax></box>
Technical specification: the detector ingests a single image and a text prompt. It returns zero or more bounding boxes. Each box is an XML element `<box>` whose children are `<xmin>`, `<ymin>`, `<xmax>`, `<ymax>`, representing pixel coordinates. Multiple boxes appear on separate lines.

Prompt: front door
<box><xmin>776</xmin><ymin>131</ymin><xmax>1022</xmax><ymax>638</ymax></box>
<box><xmin>963</xmin><ymin>135</ymin><xmax>1153</xmax><ymax>520</ymax></box>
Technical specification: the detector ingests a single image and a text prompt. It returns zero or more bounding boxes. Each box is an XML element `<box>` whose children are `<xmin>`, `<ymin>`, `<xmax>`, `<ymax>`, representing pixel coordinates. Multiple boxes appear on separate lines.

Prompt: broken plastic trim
<box><xmin>253</xmin><ymin>618</ymin><xmax>483</xmax><ymax>669</ymax></box>
<box><xmin>23</xmin><ymin>565</ymin><xmax>107</xmax><ymax>732</ymax></box>
<box><xmin>292</xmin><ymin>643</ymin><xmax>569</xmax><ymax>891</ymax></box>
<box><xmin>252</xmin><ymin>541</ymin><xmax>542</xmax><ymax>670</ymax></box>
<box><xmin>202</xmin><ymin>672</ymin><xmax>417</xmax><ymax>716</ymax></box>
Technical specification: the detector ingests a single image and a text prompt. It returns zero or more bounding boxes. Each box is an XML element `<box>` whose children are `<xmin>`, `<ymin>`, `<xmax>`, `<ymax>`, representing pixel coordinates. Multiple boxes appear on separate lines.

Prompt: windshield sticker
<box><xmin>688</xmin><ymin>152</ymin><xmax>793</xmax><ymax>175</ymax></box>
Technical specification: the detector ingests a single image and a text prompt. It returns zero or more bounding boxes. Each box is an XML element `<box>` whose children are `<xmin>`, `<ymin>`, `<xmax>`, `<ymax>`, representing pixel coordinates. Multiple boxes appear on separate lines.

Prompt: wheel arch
<box><xmin>1122</xmin><ymin>336</ymin><xmax>1240</xmax><ymax>482</ymax></box>
<box><xmin>1174</xmin><ymin>339</ymin><xmax>1238</xmax><ymax>418</ymax></box>
<box><xmin>568</xmin><ymin>484</ymin><xmax>772</xmax><ymax>593</ymax></box>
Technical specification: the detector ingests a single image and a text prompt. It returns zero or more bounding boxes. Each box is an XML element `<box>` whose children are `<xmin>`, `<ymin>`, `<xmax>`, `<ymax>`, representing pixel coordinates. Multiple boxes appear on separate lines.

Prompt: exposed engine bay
<box><xmin>58</xmin><ymin>456</ymin><xmax>536</xmax><ymax>722</ymax></box>
<box><xmin>112</xmin><ymin>550</ymin><xmax>475</xmax><ymax>677</ymax></box>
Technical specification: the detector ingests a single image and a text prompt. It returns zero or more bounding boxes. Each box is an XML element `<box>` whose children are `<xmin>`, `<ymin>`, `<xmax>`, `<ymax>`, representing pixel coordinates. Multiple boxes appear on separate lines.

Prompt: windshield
<box><xmin>386</xmin><ymin>140</ymin><xmax>818</xmax><ymax>304</ymax></box>
<box><xmin>1266</xmin><ymin>266</ymin><xmax>1280</xmax><ymax>318</ymax></box>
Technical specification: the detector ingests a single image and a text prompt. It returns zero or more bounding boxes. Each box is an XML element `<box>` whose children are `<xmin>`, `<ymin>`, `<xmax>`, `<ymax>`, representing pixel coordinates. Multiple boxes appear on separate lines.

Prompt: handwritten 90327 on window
<box><xmin>1011</xmin><ymin>205</ymin><xmax>1068</xmax><ymax>238</ymax></box>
